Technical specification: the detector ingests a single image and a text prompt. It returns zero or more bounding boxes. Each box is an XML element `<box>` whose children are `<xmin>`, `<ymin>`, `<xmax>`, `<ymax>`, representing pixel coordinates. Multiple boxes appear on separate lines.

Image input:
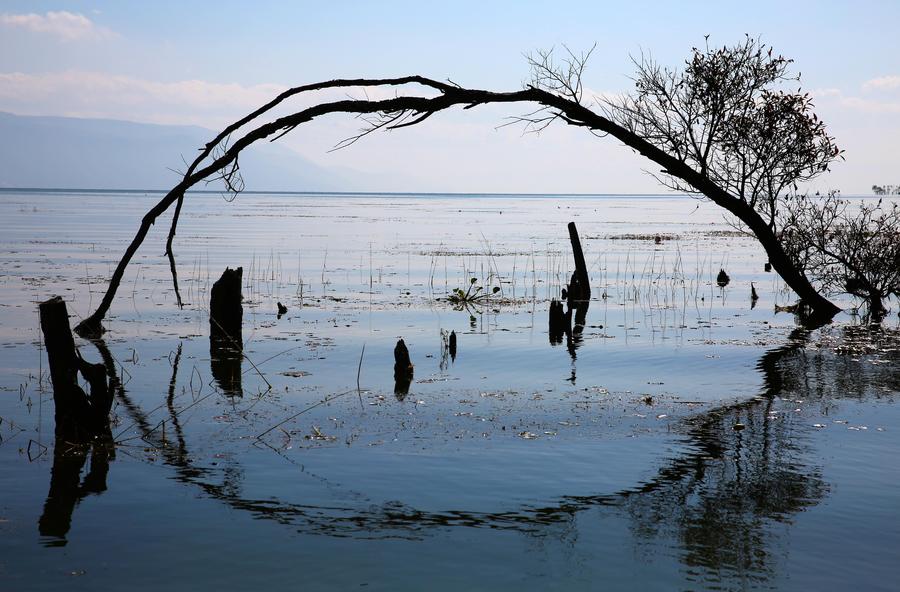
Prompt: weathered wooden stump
<box><xmin>393</xmin><ymin>338</ymin><xmax>414</xmax><ymax>398</ymax></box>
<box><xmin>448</xmin><ymin>330</ymin><xmax>457</xmax><ymax>361</ymax></box>
<box><xmin>210</xmin><ymin>268</ymin><xmax>243</xmax><ymax>396</ymax></box>
<box><xmin>549</xmin><ymin>299</ymin><xmax>566</xmax><ymax>344</ymax></box>
<box><xmin>550</xmin><ymin>222</ymin><xmax>592</xmax><ymax>347</ymax></box>
<box><xmin>567</xmin><ymin>222</ymin><xmax>591</xmax><ymax>336</ymax></box>
<box><xmin>39</xmin><ymin>442</ymin><xmax>110</xmax><ymax>545</ymax></box>
<box><xmin>39</xmin><ymin>296</ymin><xmax>113</xmax><ymax>441</ymax></box>
<box><xmin>717</xmin><ymin>268</ymin><xmax>731</xmax><ymax>287</ymax></box>
<box><xmin>210</xmin><ymin>267</ymin><xmax>243</xmax><ymax>348</ymax></box>
<box><xmin>566</xmin><ymin>221</ymin><xmax>590</xmax><ymax>303</ymax></box>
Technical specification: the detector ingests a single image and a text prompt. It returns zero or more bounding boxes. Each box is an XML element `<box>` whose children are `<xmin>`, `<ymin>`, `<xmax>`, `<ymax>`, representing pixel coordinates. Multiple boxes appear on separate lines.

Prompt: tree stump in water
<box><xmin>393</xmin><ymin>338</ymin><xmax>414</xmax><ymax>398</ymax></box>
<box><xmin>566</xmin><ymin>221</ymin><xmax>590</xmax><ymax>303</ymax></box>
<box><xmin>717</xmin><ymin>268</ymin><xmax>731</xmax><ymax>287</ymax></box>
<box><xmin>38</xmin><ymin>296</ymin><xmax>112</xmax><ymax>441</ymax></box>
<box><xmin>210</xmin><ymin>267</ymin><xmax>243</xmax><ymax>348</ymax></box>
<box><xmin>549</xmin><ymin>222</ymin><xmax>592</xmax><ymax>346</ymax></box>
<box><xmin>448</xmin><ymin>330</ymin><xmax>457</xmax><ymax>361</ymax></box>
<box><xmin>549</xmin><ymin>299</ymin><xmax>566</xmax><ymax>344</ymax></box>
<box><xmin>210</xmin><ymin>268</ymin><xmax>243</xmax><ymax>396</ymax></box>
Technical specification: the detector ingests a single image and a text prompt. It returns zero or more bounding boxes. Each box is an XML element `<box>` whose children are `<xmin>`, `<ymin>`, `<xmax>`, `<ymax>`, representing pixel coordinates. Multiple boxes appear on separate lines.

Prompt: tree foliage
<box><xmin>780</xmin><ymin>193</ymin><xmax>900</xmax><ymax>318</ymax></box>
<box><xmin>602</xmin><ymin>37</ymin><xmax>900</xmax><ymax>317</ymax></box>
<box><xmin>872</xmin><ymin>184</ymin><xmax>900</xmax><ymax>196</ymax></box>
<box><xmin>606</xmin><ymin>36</ymin><xmax>842</xmax><ymax>225</ymax></box>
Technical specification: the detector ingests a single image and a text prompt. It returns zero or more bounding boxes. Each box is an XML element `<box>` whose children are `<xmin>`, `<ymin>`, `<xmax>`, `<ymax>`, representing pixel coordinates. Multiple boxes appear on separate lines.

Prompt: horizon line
<box><xmin>0</xmin><ymin>186</ymin><xmax>690</xmax><ymax>197</ymax></box>
<box><xmin>0</xmin><ymin>187</ymin><xmax>885</xmax><ymax>198</ymax></box>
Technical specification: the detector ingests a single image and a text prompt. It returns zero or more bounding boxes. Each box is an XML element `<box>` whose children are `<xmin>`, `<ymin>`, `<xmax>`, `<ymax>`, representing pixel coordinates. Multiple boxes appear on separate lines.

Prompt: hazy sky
<box><xmin>1</xmin><ymin>1</ymin><xmax>898</xmax><ymax>193</ymax></box>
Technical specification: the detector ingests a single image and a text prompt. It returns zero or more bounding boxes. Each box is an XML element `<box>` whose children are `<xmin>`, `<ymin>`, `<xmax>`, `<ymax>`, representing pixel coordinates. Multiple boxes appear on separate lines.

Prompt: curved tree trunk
<box><xmin>73</xmin><ymin>78</ymin><xmax>840</xmax><ymax>337</ymax></box>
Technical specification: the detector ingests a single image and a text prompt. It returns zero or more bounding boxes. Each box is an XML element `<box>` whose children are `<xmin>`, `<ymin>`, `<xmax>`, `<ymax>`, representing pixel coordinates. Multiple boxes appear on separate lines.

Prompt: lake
<box><xmin>0</xmin><ymin>189</ymin><xmax>898</xmax><ymax>591</ymax></box>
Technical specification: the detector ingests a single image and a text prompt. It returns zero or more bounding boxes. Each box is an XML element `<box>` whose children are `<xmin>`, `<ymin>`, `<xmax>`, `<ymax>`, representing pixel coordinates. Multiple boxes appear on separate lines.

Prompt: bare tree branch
<box><xmin>74</xmin><ymin>44</ymin><xmax>848</xmax><ymax>336</ymax></box>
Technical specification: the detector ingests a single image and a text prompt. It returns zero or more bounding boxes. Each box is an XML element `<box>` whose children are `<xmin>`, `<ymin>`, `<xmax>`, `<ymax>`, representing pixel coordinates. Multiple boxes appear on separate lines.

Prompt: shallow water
<box><xmin>0</xmin><ymin>190</ymin><xmax>898</xmax><ymax>591</ymax></box>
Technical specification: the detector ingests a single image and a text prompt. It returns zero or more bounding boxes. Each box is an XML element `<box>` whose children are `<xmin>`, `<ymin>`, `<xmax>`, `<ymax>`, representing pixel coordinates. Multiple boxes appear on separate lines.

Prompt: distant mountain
<box><xmin>0</xmin><ymin>111</ymin><xmax>373</xmax><ymax>191</ymax></box>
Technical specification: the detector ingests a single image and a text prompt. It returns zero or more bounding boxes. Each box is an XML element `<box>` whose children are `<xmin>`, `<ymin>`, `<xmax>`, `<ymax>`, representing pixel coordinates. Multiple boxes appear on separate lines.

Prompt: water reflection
<box><xmin>38</xmin><ymin>325</ymin><xmax>899</xmax><ymax>581</ymax></box>
<box><xmin>38</xmin><ymin>440</ymin><xmax>112</xmax><ymax>546</ymax></box>
<box><xmin>621</xmin><ymin>330</ymin><xmax>826</xmax><ymax>583</ymax></box>
<box><xmin>210</xmin><ymin>342</ymin><xmax>243</xmax><ymax>397</ymax></box>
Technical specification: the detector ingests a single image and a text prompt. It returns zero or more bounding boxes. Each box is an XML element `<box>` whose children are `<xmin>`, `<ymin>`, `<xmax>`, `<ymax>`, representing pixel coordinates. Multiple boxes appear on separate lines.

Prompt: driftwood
<box><xmin>39</xmin><ymin>296</ymin><xmax>113</xmax><ymax>441</ymax></box>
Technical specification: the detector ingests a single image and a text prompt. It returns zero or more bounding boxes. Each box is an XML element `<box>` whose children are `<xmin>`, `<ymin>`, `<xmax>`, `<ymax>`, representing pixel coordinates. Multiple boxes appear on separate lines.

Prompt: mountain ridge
<box><xmin>0</xmin><ymin>111</ymin><xmax>375</xmax><ymax>191</ymax></box>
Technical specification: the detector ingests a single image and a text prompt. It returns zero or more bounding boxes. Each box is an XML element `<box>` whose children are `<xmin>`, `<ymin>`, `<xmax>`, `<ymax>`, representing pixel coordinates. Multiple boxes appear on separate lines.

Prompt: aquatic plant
<box><xmin>446</xmin><ymin>277</ymin><xmax>500</xmax><ymax>306</ymax></box>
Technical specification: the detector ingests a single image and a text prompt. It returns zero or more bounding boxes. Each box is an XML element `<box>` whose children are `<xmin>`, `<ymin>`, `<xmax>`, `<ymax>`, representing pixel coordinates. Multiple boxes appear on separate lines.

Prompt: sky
<box><xmin>0</xmin><ymin>1</ymin><xmax>898</xmax><ymax>193</ymax></box>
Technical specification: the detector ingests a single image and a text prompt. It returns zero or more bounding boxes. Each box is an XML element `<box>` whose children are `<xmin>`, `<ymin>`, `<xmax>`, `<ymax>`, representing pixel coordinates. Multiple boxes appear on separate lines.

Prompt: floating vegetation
<box><xmin>446</xmin><ymin>277</ymin><xmax>500</xmax><ymax>305</ymax></box>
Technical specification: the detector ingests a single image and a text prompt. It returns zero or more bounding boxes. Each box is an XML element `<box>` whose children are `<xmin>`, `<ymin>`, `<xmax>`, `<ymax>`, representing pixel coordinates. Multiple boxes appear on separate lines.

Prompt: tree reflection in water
<box><xmin>37</xmin><ymin>325</ymin><xmax>900</xmax><ymax>585</ymax></box>
<box><xmin>38</xmin><ymin>440</ymin><xmax>112</xmax><ymax>546</ymax></box>
<box><xmin>621</xmin><ymin>329</ymin><xmax>824</xmax><ymax>582</ymax></box>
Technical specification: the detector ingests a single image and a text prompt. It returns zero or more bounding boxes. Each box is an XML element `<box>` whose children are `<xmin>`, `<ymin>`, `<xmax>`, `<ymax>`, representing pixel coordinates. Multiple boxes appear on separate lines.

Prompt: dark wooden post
<box><xmin>567</xmin><ymin>223</ymin><xmax>591</xmax><ymax>338</ymax></box>
<box><xmin>38</xmin><ymin>296</ymin><xmax>112</xmax><ymax>439</ymax></box>
<box><xmin>210</xmin><ymin>267</ymin><xmax>243</xmax><ymax>348</ymax></box>
<box><xmin>448</xmin><ymin>330</ymin><xmax>457</xmax><ymax>361</ymax></box>
<box><xmin>209</xmin><ymin>267</ymin><xmax>243</xmax><ymax>396</ymax></box>
<box><xmin>567</xmin><ymin>222</ymin><xmax>590</xmax><ymax>302</ymax></box>
<box><xmin>393</xmin><ymin>338</ymin><xmax>414</xmax><ymax>398</ymax></box>
<box><xmin>548</xmin><ymin>299</ymin><xmax>566</xmax><ymax>344</ymax></box>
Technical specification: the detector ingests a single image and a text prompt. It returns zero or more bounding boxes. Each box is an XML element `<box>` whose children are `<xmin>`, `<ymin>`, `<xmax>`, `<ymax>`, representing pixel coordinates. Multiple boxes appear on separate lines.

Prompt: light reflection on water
<box><xmin>0</xmin><ymin>190</ymin><xmax>898</xmax><ymax>591</ymax></box>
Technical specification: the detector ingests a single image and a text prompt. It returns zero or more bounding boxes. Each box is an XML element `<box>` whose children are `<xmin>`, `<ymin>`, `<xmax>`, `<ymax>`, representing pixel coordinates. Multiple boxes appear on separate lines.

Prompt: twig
<box><xmin>209</xmin><ymin>315</ymin><xmax>273</xmax><ymax>390</ymax></box>
<box><xmin>256</xmin><ymin>389</ymin><xmax>357</xmax><ymax>440</ymax></box>
<box><xmin>356</xmin><ymin>343</ymin><xmax>366</xmax><ymax>409</ymax></box>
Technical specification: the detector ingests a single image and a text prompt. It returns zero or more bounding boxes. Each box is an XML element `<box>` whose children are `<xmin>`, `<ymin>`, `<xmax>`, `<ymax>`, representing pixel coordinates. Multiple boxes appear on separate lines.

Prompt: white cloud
<box><xmin>863</xmin><ymin>75</ymin><xmax>900</xmax><ymax>92</ymax></box>
<box><xmin>0</xmin><ymin>11</ymin><xmax>116</xmax><ymax>42</ymax></box>
<box><xmin>0</xmin><ymin>69</ymin><xmax>894</xmax><ymax>193</ymax></box>
<box><xmin>0</xmin><ymin>70</ymin><xmax>290</xmax><ymax>126</ymax></box>
<box><xmin>811</xmin><ymin>85</ymin><xmax>900</xmax><ymax>114</ymax></box>
<box><xmin>839</xmin><ymin>96</ymin><xmax>900</xmax><ymax>114</ymax></box>
<box><xmin>809</xmin><ymin>87</ymin><xmax>842</xmax><ymax>99</ymax></box>
<box><xmin>0</xmin><ymin>70</ymin><xmax>450</xmax><ymax>128</ymax></box>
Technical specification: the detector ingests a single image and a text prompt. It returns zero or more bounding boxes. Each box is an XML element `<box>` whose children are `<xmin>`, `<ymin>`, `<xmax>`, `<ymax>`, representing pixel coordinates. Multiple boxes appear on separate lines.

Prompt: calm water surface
<box><xmin>0</xmin><ymin>190</ymin><xmax>897</xmax><ymax>591</ymax></box>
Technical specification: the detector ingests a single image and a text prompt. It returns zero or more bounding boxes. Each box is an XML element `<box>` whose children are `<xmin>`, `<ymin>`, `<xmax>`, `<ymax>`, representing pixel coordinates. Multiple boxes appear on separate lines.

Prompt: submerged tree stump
<box><xmin>393</xmin><ymin>338</ymin><xmax>414</xmax><ymax>397</ymax></box>
<box><xmin>210</xmin><ymin>267</ymin><xmax>243</xmax><ymax>348</ymax></box>
<box><xmin>549</xmin><ymin>299</ymin><xmax>566</xmax><ymax>344</ymax></box>
<box><xmin>210</xmin><ymin>267</ymin><xmax>243</xmax><ymax>396</ymax></box>
<box><xmin>567</xmin><ymin>221</ymin><xmax>590</xmax><ymax>303</ymax></box>
<box><xmin>717</xmin><ymin>268</ymin><xmax>731</xmax><ymax>287</ymax></box>
<box><xmin>550</xmin><ymin>222</ymin><xmax>592</xmax><ymax>347</ymax></box>
<box><xmin>39</xmin><ymin>442</ymin><xmax>111</xmax><ymax>545</ymax></box>
<box><xmin>567</xmin><ymin>222</ymin><xmax>591</xmax><ymax>336</ymax></box>
<box><xmin>39</xmin><ymin>296</ymin><xmax>113</xmax><ymax>440</ymax></box>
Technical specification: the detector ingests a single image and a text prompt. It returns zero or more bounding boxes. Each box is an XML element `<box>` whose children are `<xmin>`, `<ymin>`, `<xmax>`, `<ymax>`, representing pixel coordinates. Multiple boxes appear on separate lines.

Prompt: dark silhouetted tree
<box><xmin>76</xmin><ymin>38</ymin><xmax>861</xmax><ymax>335</ymax></box>
<box><xmin>780</xmin><ymin>193</ymin><xmax>900</xmax><ymax>319</ymax></box>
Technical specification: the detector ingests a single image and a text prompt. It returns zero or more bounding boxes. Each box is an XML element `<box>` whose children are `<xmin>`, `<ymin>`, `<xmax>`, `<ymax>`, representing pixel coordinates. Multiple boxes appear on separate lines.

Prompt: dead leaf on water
<box><xmin>281</xmin><ymin>371</ymin><xmax>311</xmax><ymax>378</ymax></box>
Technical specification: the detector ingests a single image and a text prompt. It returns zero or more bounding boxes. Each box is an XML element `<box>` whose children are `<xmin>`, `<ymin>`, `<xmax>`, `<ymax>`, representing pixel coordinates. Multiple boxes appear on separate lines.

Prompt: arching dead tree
<box><xmin>74</xmin><ymin>39</ymin><xmax>844</xmax><ymax>337</ymax></box>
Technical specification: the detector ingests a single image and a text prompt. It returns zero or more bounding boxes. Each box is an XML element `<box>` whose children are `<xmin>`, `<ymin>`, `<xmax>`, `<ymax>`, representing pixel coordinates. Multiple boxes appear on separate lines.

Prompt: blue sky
<box><xmin>1</xmin><ymin>1</ymin><xmax>898</xmax><ymax>192</ymax></box>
